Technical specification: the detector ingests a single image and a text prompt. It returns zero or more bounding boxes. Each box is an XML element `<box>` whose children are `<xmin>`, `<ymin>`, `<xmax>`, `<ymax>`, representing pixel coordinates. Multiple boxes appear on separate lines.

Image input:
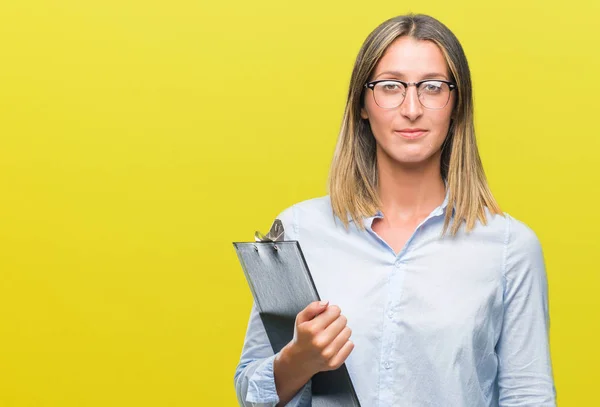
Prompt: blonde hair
<box><xmin>328</xmin><ymin>13</ymin><xmax>502</xmax><ymax>236</ymax></box>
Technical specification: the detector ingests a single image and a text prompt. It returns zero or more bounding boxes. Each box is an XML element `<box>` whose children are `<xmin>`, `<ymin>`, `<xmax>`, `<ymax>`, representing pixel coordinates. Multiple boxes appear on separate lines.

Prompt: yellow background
<box><xmin>1</xmin><ymin>0</ymin><xmax>598</xmax><ymax>405</ymax></box>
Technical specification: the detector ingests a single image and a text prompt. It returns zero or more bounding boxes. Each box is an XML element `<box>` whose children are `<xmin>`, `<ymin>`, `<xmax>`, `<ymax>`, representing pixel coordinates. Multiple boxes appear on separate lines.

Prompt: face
<box><xmin>360</xmin><ymin>36</ymin><xmax>455</xmax><ymax>167</ymax></box>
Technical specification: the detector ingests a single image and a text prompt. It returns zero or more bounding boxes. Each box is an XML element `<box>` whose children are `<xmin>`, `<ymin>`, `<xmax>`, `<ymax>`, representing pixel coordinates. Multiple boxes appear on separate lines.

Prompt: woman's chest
<box><xmin>301</xmin><ymin>234</ymin><xmax>505</xmax><ymax>345</ymax></box>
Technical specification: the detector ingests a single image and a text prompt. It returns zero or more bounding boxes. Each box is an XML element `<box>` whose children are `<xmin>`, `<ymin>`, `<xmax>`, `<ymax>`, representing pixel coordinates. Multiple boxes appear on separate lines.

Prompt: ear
<box><xmin>360</xmin><ymin>106</ymin><xmax>369</xmax><ymax>120</ymax></box>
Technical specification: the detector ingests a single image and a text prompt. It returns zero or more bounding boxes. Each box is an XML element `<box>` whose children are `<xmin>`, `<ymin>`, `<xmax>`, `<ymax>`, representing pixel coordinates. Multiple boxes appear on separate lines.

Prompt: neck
<box><xmin>376</xmin><ymin>148</ymin><xmax>446</xmax><ymax>222</ymax></box>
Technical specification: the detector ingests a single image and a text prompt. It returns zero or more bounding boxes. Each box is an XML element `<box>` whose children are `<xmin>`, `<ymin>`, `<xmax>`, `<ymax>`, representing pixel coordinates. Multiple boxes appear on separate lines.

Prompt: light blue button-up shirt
<box><xmin>234</xmin><ymin>191</ymin><xmax>556</xmax><ymax>406</ymax></box>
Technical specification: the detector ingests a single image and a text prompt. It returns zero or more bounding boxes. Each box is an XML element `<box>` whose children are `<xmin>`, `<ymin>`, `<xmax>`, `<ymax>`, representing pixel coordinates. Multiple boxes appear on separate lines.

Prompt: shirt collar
<box><xmin>347</xmin><ymin>182</ymin><xmax>451</xmax><ymax>223</ymax></box>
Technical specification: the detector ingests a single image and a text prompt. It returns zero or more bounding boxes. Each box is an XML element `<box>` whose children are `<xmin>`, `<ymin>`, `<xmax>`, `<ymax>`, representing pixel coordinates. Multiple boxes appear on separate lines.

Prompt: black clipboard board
<box><xmin>233</xmin><ymin>230</ymin><xmax>361</xmax><ymax>407</ymax></box>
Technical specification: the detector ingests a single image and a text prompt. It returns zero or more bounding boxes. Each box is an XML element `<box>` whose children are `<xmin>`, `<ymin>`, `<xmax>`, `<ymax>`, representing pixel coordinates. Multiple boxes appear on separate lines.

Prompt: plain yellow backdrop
<box><xmin>1</xmin><ymin>0</ymin><xmax>598</xmax><ymax>405</ymax></box>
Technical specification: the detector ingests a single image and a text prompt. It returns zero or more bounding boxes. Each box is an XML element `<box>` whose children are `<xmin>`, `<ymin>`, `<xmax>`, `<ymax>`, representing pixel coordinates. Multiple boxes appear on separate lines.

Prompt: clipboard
<box><xmin>233</xmin><ymin>220</ymin><xmax>361</xmax><ymax>407</ymax></box>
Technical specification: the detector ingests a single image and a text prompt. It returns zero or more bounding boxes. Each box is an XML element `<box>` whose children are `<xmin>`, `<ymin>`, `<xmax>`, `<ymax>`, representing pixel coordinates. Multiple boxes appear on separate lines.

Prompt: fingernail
<box><xmin>319</xmin><ymin>300</ymin><xmax>328</xmax><ymax>307</ymax></box>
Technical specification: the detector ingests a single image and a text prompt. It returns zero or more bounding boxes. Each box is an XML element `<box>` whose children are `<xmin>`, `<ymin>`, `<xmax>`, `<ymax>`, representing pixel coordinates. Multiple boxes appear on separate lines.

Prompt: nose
<box><xmin>399</xmin><ymin>85</ymin><xmax>423</xmax><ymax>121</ymax></box>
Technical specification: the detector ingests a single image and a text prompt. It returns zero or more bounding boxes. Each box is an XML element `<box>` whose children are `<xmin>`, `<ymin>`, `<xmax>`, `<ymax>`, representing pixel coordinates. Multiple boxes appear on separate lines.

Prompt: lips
<box><xmin>394</xmin><ymin>129</ymin><xmax>428</xmax><ymax>139</ymax></box>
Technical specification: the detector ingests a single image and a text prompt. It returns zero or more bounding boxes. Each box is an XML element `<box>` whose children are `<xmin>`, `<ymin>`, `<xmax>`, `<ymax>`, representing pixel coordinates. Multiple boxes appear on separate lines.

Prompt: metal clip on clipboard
<box><xmin>233</xmin><ymin>219</ymin><xmax>361</xmax><ymax>407</ymax></box>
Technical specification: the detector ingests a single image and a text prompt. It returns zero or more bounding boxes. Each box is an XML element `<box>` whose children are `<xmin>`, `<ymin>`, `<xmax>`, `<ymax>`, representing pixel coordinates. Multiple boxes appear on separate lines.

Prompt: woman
<box><xmin>234</xmin><ymin>13</ymin><xmax>556</xmax><ymax>407</ymax></box>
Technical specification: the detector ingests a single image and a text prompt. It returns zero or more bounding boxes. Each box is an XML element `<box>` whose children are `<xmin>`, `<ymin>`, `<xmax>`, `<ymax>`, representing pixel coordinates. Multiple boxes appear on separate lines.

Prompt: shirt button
<box><xmin>394</xmin><ymin>260</ymin><xmax>401</xmax><ymax>268</ymax></box>
<box><xmin>387</xmin><ymin>310</ymin><xmax>394</xmax><ymax>319</ymax></box>
<box><xmin>383</xmin><ymin>361</ymin><xmax>391</xmax><ymax>369</ymax></box>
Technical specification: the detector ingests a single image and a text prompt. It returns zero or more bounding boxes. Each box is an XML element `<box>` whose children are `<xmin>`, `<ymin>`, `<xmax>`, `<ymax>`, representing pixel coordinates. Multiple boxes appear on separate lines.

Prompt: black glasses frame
<box><xmin>364</xmin><ymin>79</ymin><xmax>457</xmax><ymax>109</ymax></box>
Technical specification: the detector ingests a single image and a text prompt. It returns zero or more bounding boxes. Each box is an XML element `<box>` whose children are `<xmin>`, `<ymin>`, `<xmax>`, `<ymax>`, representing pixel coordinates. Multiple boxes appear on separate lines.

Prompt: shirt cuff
<box><xmin>246</xmin><ymin>354</ymin><xmax>279</xmax><ymax>404</ymax></box>
<box><xmin>246</xmin><ymin>354</ymin><xmax>312</xmax><ymax>406</ymax></box>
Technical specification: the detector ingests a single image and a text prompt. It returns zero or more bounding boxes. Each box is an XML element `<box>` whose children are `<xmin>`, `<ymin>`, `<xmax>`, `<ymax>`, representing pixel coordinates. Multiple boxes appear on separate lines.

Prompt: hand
<box><xmin>285</xmin><ymin>300</ymin><xmax>354</xmax><ymax>377</ymax></box>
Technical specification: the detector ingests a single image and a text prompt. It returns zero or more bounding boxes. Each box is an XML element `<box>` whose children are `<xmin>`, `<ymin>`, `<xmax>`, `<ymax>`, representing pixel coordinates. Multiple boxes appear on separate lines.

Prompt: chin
<box><xmin>376</xmin><ymin>141</ymin><xmax>442</xmax><ymax>167</ymax></box>
<box><xmin>389</xmin><ymin>148</ymin><xmax>437</xmax><ymax>165</ymax></box>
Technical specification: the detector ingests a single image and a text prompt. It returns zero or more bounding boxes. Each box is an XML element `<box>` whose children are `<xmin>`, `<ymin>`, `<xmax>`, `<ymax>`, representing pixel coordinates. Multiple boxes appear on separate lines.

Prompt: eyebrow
<box><xmin>374</xmin><ymin>70</ymin><xmax>449</xmax><ymax>80</ymax></box>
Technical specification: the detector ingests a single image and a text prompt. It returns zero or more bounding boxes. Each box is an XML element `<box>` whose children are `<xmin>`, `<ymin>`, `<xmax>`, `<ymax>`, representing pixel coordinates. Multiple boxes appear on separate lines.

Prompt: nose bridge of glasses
<box><xmin>403</xmin><ymin>82</ymin><xmax>422</xmax><ymax>107</ymax></box>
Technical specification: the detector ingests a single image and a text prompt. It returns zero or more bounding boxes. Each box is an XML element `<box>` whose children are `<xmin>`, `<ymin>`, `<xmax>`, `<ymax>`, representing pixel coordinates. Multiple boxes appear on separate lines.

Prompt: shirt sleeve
<box><xmin>233</xmin><ymin>205</ymin><xmax>312</xmax><ymax>406</ymax></box>
<box><xmin>496</xmin><ymin>215</ymin><xmax>557</xmax><ymax>406</ymax></box>
<box><xmin>233</xmin><ymin>303</ymin><xmax>312</xmax><ymax>406</ymax></box>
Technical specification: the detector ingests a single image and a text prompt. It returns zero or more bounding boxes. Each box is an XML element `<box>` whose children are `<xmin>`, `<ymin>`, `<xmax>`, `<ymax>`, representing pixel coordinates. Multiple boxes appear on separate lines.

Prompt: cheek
<box><xmin>365</xmin><ymin>99</ymin><xmax>394</xmax><ymax>129</ymax></box>
<box><xmin>431</xmin><ymin>109</ymin><xmax>453</xmax><ymax>135</ymax></box>
<box><xmin>432</xmin><ymin>115</ymin><xmax>451</xmax><ymax>131</ymax></box>
<box><xmin>432</xmin><ymin>93</ymin><xmax>455</xmax><ymax>128</ymax></box>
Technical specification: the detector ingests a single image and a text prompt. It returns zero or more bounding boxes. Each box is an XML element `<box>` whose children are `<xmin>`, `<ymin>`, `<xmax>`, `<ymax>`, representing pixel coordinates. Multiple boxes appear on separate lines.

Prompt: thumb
<box><xmin>296</xmin><ymin>300</ymin><xmax>329</xmax><ymax>325</ymax></box>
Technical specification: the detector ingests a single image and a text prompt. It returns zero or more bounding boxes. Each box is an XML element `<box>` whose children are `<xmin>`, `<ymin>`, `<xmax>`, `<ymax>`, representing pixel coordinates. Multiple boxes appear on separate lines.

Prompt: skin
<box><xmin>361</xmin><ymin>36</ymin><xmax>456</xmax><ymax>254</ymax></box>
<box><xmin>273</xmin><ymin>301</ymin><xmax>353</xmax><ymax>406</ymax></box>
<box><xmin>273</xmin><ymin>36</ymin><xmax>456</xmax><ymax>405</ymax></box>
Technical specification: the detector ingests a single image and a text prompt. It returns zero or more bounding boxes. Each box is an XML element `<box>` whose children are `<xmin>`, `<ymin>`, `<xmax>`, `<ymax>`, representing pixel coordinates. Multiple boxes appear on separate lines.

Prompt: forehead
<box><xmin>373</xmin><ymin>36</ymin><xmax>449</xmax><ymax>79</ymax></box>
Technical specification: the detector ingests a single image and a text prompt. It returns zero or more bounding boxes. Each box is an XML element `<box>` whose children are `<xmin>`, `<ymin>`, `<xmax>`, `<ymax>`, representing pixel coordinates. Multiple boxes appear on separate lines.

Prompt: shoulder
<box><xmin>275</xmin><ymin>195</ymin><xmax>333</xmax><ymax>240</ymax></box>
<box><xmin>498</xmin><ymin>212</ymin><xmax>543</xmax><ymax>258</ymax></box>
<box><xmin>499</xmin><ymin>213</ymin><xmax>546</xmax><ymax>284</ymax></box>
<box><xmin>276</xmin><ymin>195</ymin><xmax>332</xmax><ymax>221</ymax></box>
<box><xmin>474</xmin><ymin>210</ymin><xmax>546</xmax><ymax>290</ymax></box>
<box><xmin>472</xmin><ymin>208</ymin><xmax>540</xmax><ymax>246</ymax></box>
<box><xmin>478</xmin><ymin>209</ymin><xmax>542</xmax><ymax>258</ymax></box>
<box><xmin>462</xmin><ymin>209</ymin><xmax>544</xmax><ymax>271</ymax></box>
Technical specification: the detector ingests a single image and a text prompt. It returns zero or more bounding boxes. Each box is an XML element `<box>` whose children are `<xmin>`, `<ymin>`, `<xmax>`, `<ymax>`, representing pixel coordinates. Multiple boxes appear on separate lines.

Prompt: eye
<box><xmin>377</xmin><ymin>81</ymin><xmax>404</xmax><ymax>93</ymax></box>
<box><xmin>421</xmin><ymin>81</ymin><xmax>443</xmax><ymax>93</ymax></box>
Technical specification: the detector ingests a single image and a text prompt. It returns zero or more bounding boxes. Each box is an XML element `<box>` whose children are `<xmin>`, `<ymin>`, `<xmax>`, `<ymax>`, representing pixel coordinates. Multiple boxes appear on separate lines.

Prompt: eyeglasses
<box><xmin>364</xmin><ymin>79</ymin><xmax>457</xmax><ymax>110</ymax></box>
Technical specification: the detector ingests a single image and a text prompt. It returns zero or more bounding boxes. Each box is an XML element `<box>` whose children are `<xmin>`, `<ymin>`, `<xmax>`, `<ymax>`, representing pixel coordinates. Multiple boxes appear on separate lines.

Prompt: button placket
<box><xmin>381</xmin><ymin>260</ymin><xmax>400</xmax><ymax>382</ymax></box>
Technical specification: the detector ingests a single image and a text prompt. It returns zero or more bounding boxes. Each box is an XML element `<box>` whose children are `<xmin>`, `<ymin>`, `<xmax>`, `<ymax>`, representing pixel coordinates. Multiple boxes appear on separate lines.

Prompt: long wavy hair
<box><xmin>328</xmin><ymin>13</ymin><xmax>502</xmax><ymax>236</ymax></box>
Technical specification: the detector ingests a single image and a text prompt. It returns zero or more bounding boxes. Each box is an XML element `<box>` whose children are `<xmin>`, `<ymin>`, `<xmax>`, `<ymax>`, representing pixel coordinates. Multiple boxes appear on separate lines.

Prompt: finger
<box><xmin>310</xmin><ymin>305</ymin><xmax>342</xmax><ymax>332</ymax></box>
<box><xmin>319</xmin><ymin>314</ymin><xmax>348</xmax><ymax>345</ymax></box>
<box><xmin>327</xmin><ymin>340</ymin><xmax>354</xmax><ymax>370</ymax></box>
<box><xmin>296</xmin><ymin>300</ymin><xmax>329</xmax><ymax>325</ymax></box>
<box><xmin>323</xmin><ymin>326</ymin><xmax>352</xmax><ymax>359</ymax></box>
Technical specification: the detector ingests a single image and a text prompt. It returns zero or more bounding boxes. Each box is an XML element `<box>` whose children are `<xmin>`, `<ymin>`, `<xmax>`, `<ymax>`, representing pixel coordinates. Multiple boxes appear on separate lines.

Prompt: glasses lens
<box><xmin>418</xmin><ymin>81</ymin><xmax>451</xmax><ymax>109</ymax></box>
<box><xmin>373</xmin><ymin>81</ymin><xmax>406</xmax><ymax>108</ymax></box>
